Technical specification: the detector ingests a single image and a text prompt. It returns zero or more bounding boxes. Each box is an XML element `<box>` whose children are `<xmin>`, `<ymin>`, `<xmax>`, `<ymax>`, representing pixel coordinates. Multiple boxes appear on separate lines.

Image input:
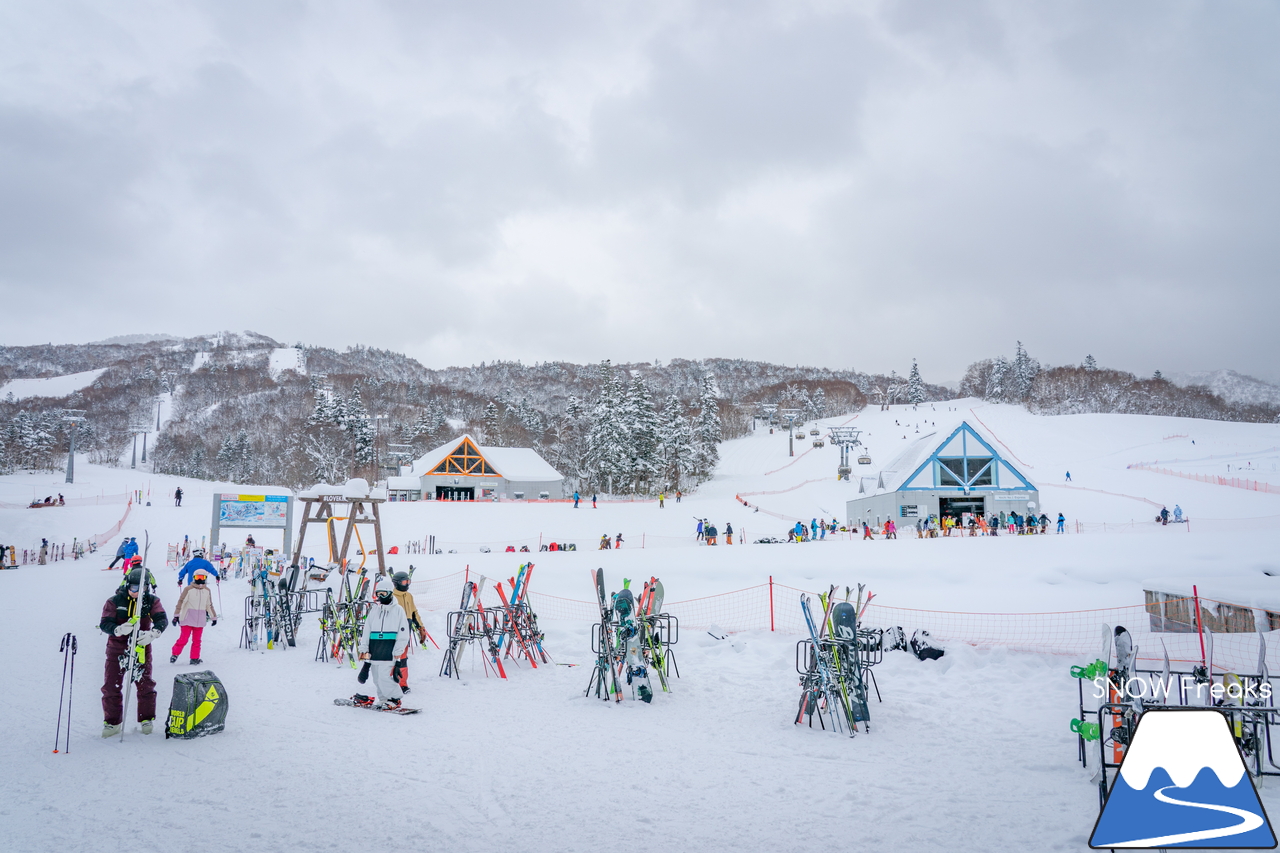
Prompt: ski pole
<box><xmin>54</xmin><ymin>633</ymin><xmax>72</xmax><ymax>753</ymax></box>
<box><xmin>66</xmin><ymin>634</ymin><xmax>76</xmax><ymax>753</ymax></box>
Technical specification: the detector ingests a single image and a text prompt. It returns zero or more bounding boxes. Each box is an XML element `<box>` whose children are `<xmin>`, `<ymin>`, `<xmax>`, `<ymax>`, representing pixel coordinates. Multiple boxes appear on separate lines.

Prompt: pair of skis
<box><xmin>118</xmin><ymin>532</ymin><xmax>151</xmax><ymax>741</ymax></box>
<box><xmin>796</xmin><ymin>585</ymin><xmax>870</xmax><ymax>736</ymax></box>
<box><xmin>587</xmin><ymin>568</ymin><xmax>624</xmax><ymax>701</ymax></box>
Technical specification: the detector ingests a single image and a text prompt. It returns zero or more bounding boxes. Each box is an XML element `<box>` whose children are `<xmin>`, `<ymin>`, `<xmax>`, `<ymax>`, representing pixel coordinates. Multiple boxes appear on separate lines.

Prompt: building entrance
<box><xmin>436</xmin><ymin>486</ymin><xmax>475</xmax><ymax>501</ymax></box>
<box><xmin>939</xmin><ymin>496</ymin><xmax>985</xmax><ymax>521</ymax></box>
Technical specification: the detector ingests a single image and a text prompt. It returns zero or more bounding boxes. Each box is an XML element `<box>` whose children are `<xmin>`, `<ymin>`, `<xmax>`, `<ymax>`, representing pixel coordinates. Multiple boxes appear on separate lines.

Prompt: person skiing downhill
<box><xmin>107</xmin><ymin>540</ymin><xmax>128</xmax><ymax>570</ymax></box>
<box><xmin>354</xmin><ymin>582</ymin><xmax>411</xmax><ymax>710</ymax></box>
<box><xmin>391</xmin><ymin>571</ymin><xmax>429</xmax><ymax>693</ymax></box>
<box><xmin>99</xmin><ymin>566</ymin><xmax>168</xmax><ymax>737</ymax></box>
<box><xmin>178</xmin><ymin>548</ymin><xmax>217</xmax><ymax>586</ymax></box>
<box><xmin>170</xmin><ymin>570</ymin><xmax>217</xmax><ymax>665</ymax></box>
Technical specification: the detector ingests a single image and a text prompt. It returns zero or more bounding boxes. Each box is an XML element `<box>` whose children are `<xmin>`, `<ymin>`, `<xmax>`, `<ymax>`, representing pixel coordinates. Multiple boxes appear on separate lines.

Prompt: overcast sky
<box><xmin>1</xmin><ymin>1</ymin><xmax>1277</xmax><ymax>382</ymax></box>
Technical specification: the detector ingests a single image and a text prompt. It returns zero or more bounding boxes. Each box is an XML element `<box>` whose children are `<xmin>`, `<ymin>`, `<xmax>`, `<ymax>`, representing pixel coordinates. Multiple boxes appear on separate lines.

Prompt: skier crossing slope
<box><xmin>99</xmin><ymin>563</ymin><xmax>168</xmax><ymax>738</ymax></box>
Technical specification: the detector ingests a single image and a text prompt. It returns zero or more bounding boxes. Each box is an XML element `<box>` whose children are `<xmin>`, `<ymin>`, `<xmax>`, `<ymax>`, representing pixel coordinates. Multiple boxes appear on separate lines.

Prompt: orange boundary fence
<box><xmin>1129</xmin><ymin>463</ymin><xmax>1280</xmax><ymax>496</ymax></box>
<box><xmin>398</xmin><ymin>569</ymin><xmax>1274</xmax><ymax>673</ymax></box>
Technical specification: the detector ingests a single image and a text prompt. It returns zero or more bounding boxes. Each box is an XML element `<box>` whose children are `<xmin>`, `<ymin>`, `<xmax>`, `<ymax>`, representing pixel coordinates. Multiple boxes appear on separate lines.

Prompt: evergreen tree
<box><xmin>690</xmin><ymin>372</ymin><xmax>722</xmax><ymax>481</ymax></box>
<box><xmin>584</xmin><ymin>361</ymin><xmax>631</xmax><ymax>493</ymax></box>
<box><xmin>986</xmin><ymin>357</ymin><xmax>1009</xmax><ymax>402</ymax></box>
<box><xmin>1083</xmin><ymin>354</ymin><xmax>1098</xmax><ymax>372</ymax></box>
<box><xmin>1154</xmin><ymin>370</ymin><xmax>1164</xmax><ymax>381</ymax></box>
<box><xmin>908</xmin><ymin>360</ymin><xmax>925</xmax><ymax>404</ymax></box>
<box><xmin>656</xmin><ymin>394</ymin><xmax>693</xmax><ymax>491</ymax></box>
<box><xmin>216</xmin><ymin>435</ymin><xmax>237</xmax><ymax>480</ymax></box>
<box><xmin>625</xmin><ymin>374</ymin><xmax>660</xmax><ymax>492</ymax></box>
<box><xmin>345</xmin><ymin>386</ymin><xmax>375</xmax><ymax>468</ymax></box>
<box><xmin>483</xmin><ymin>401</ymin><xmax>503</xmax><ymax>446</ymax></box>
<box><xmin>1012</xmin><ymin>341</ymin><xmax>1040</xmax><ymax>402</ymax></box>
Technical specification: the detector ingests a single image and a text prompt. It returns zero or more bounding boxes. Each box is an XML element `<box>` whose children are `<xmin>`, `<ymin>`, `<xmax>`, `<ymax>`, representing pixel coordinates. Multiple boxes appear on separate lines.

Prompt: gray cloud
<box><xmin>1</xmin><ymin>0</ymin><xmax>1277</xmax><ymax>383</ymax></box>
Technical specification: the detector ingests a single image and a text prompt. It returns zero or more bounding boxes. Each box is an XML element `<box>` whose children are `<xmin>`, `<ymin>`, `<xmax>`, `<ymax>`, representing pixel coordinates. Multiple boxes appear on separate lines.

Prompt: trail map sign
<box><xmin>211</xmin><ymin>493</ymin><xmax>294</xmax><ymax>555</ymax></box>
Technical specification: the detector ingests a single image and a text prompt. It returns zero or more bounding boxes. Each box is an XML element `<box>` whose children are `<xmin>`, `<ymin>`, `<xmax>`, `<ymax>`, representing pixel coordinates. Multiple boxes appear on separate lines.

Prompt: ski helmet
<box><xmin>192</xmin><ymin>548</ymin><xmax>205</xmax><ymax>558</ymax></box>
<box><xmin>614</xmin><ymin>588</ymin><xmax>634</xmax><ymax>618</ymax></box>
<box><xmin>375</xmin><ymin>583</ymin><xmax>395</xmax><ymax>604</ymax></box>
<box><xmin>392</xmin><ymin>571</ymin><xmax>411</xmax><ymax>592</ymax></box>
<box><xmin>124</xmin><ymin>566</ymin><xmax>155</xmax><ymax>590</ymax></box>
<box><xmin>192</xmin><ymin>570</ymin><xmax>210</xmax><ymax>583</ymax></box>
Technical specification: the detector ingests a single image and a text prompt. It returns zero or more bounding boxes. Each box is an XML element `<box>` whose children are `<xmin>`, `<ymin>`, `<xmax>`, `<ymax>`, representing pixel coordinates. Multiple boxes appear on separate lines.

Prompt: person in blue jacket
<box><xmin>573</xmin><ymin>492</ymin><xmax>580</xmax><ymax>508</ymax></box>
<box><xmin>122</xmin><ymin>537</ymin><xmax>139</xmax><ymax>561</ymax></box>
<box><xmin>179</xmin><ymin>548</ymin><xmax>218</xmax><ymax>586</ymax></box>
<box><xmin>107</xmin><ymin>540</ymin><xmax>128</xmax><ymax>570</ymax></box>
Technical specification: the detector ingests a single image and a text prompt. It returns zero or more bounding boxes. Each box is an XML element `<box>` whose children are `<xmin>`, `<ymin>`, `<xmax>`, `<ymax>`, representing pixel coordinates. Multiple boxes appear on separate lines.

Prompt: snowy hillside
<box><xmin>0</xmin><ymin>368</ymin><xmax>108</xmax><ymax>401</ymax></box>
<box><xmin>1167</xmin><ymin>369</ymin><xmax>1280</xmax><ymax>408</ymax></box>
<box><xmin>6</xmin><ymin>403</ymin><xmax>1280</xmax><ymax>852</ymax></box>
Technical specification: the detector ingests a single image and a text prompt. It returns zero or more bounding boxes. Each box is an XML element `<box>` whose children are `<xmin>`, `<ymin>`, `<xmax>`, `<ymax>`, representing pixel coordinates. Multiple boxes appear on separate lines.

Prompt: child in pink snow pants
<box><xmin>171</xmin><ymin>570</ymin><xmax>218</xmax><ymax>664</ymax></box>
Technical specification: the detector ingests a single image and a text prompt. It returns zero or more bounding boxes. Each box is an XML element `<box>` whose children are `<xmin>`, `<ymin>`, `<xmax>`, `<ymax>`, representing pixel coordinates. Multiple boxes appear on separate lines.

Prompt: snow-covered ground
<box><xmin>0</xmin><ymin>368</ymin><xmax>108</xmax><ymax>401</ymax></box>
<box><xmin>5</xmin><ymin>402</ymin><xmax>1280</xmax><ymax>851</ymax></box>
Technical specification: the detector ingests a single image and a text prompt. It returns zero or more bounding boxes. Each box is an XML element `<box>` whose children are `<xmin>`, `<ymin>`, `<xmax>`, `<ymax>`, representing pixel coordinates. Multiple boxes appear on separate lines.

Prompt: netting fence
<box><xmin>0</xmin><ymin>491</ymin><xmax>131</xmax><ymax>510</ymax></box>
<box><xmin>378</xmin><ymin>569</ymin><xmax>1275</xmax><ymax>673</ymax></box>
<box><xmin>1129</xmin><ymin>463</ymin><xmax>1280</xmax><ymax>495</ymax></box>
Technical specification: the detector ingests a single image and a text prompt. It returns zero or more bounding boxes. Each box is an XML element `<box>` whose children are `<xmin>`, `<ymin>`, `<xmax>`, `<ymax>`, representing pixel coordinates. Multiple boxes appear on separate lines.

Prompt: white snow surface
<box><xmin>0</xmin><ymin>368</ymin><xmax>107</xmax><ymax>400</ymax></box>
<box><xmin>268</xmin><ymin>346</ymin><xmax>306</xmax><ymax>379</ymax></box>
<box><xmin>6</xmin><ymin>401</ymin><xmax>1280</xmax><ymax>851</ymax></box>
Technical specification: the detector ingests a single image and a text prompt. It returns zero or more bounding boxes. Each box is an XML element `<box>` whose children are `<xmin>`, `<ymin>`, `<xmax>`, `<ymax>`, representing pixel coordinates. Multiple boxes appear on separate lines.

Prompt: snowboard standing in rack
<box><xmin>585</xmin><ymin>571</ymin><xmax>678</xmax><ymax>703</ymax></box>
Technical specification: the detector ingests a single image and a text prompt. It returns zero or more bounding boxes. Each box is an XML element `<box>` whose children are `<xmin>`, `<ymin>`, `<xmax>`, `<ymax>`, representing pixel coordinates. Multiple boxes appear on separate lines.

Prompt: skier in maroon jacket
<box><xmin>99</xmin><ymin>566</ymin><xmax>168</xmax><ymax>737</ymax></box>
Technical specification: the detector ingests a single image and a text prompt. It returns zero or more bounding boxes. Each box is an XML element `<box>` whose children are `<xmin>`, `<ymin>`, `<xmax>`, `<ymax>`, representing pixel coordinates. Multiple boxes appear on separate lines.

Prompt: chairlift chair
<box><xmin>809</xmin><ymin>428</ymin><xmax>819</xmax><ymax>437</ymax></box>
<box><xmin>812</xmin><ymin>439</ymin><xmax>825</xmax><ymax>448</ymax></box>
<box><xmin>857</xmin><ymin>454</ymin><xmax>872</xmax><ymax>466</ymax></box>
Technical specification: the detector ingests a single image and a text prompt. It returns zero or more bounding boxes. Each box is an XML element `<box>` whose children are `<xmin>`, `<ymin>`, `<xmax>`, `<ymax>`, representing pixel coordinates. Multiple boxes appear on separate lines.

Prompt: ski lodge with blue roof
<box><xmin>845</xmin><ymin>421</ymin><xmax>1039</xmax><ymax>527</ymax></box>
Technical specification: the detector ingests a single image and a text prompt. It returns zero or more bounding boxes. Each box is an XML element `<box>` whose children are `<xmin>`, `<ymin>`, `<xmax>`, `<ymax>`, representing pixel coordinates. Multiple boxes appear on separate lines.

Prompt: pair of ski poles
<box><xmin>53</xmin><ymin>633</ymin><xmax>77</xmax><ymax>754</ymax></box>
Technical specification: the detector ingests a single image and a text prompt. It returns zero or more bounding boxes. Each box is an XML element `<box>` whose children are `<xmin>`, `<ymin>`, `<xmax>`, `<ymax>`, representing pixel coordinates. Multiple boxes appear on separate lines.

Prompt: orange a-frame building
<box><xmin>400</xmin><ymin>434</ymin><xmax>565</xmax><ymax>501</ymax></box>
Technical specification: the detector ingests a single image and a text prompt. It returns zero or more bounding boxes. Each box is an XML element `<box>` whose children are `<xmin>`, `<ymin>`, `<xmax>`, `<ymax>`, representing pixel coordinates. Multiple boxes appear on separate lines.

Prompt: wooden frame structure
<box><xmin>291</xmin><ymin>491</ymin><xmax>387</xmax><ymax>581</ymax></box>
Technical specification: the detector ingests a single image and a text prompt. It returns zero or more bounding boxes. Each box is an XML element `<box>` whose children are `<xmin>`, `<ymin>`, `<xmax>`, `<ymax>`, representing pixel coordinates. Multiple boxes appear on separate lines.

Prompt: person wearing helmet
<box><xmin>170</xmin><ymin>570</ymin><xmax>218</xmax><ymax>665</ymax></box>
<box><xmin>178</xmin><ymin>547</ymin><xmax>217</xmax><ymax>587</ymax></box>
<box><xmin>99</xmin><ymin>566</ymin><xmax>168</xmax><ymax>737</ymax></box>
<box><xmin>122</xmin><ymin>537</ymin><xmax>139</xmax><ymax>562</ymax></box>
<box><xmin>352</xmin><ymin>581</ymin><xmax>411</xmax><ymax>710</ymax></box>
<box><xmin>123</xmin><ymin>554</ymin><xmax>144</xmax><ymax>577</ymax></box>
<box><xmin>391</xmin><ymin>571</ymin><xmax>429</xmax><ymax>693</ymax></box>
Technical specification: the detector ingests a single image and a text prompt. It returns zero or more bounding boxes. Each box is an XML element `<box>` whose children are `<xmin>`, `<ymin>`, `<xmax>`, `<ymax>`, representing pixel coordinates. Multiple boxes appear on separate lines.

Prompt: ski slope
<box><xmin>4</xmin><ymin>402</ymin><xmax>1280</xmax><ymax>852</ymax></box>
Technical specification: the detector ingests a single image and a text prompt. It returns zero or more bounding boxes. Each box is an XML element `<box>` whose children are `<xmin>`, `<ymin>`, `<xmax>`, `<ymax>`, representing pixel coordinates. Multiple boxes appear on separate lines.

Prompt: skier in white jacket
<box><xmin>357</xmin><ymin>583</ymin><xmax>411</xmax><ymax>710</ymax></box>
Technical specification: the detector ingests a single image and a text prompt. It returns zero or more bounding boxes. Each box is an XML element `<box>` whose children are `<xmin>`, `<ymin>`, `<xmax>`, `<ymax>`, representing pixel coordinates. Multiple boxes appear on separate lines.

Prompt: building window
<box><xmin>937</xmin><ymin>456</ymin><xmax>994</xmax><ymax>487</ymax></box>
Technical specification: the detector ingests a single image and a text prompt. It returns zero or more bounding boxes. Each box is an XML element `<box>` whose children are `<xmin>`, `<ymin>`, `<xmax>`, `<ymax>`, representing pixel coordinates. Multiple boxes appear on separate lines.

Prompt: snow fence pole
<box><xmin>769</xmin><ymin>576</ymin><xmax>775</xmax><ymax>632</ymax></box>
<box><xmin>1193</xmin><ymin>584</ymin><xmax>1206</xmax><ymax>665</ymax></box>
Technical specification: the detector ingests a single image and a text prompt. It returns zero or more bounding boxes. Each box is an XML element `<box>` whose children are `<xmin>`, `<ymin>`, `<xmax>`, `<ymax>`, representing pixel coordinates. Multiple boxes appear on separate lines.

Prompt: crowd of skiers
<box><xmin>786</xmin><ymin>518</ymin><xmax>841</xmax><ymax>542</ymax></box>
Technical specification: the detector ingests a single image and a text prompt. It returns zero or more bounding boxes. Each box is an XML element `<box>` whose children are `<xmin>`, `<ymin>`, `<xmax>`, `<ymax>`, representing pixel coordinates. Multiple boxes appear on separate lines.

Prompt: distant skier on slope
<box><xmin>353</xmin><ymin>582</ymin><xmax>410</xmax><ymax>711</ymax></box>
<box><xmin>100</xmin><ymin>567</ymin><xmax>168</xmax><ymax>737</ymax></box>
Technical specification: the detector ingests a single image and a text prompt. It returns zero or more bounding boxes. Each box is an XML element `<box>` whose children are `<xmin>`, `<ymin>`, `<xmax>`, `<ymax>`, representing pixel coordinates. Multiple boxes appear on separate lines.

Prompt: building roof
<box><xmin>411</xmin><ymin>434</ymin><xmax>563</xmax><ymax>482</ymax></box>
<box><xmin>386</xmin><ymin>476</ymin><xmax>422</xmax><ymax>490</ymax></box>
<box><xmin>861</xmin><ymin>419</ymin><xmax>1035</xmax><ymax>494</ymax></box>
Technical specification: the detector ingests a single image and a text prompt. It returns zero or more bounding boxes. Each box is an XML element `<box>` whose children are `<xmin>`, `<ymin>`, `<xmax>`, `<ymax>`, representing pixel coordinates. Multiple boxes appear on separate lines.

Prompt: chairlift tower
<box><xmin>779</xmin><ymin>408</ymin><xmax>801</xmax><ymax>457</ymax></box>
<box><xmin>756</xmin><ymin>403</ymin><xmax>778</xmax><ymax>431</ymax></box>
<box><xmin>827</xmin><ymin>427</ymin><xmax>864</xmax><ymax>481</ymax></box>
<box><xmin>61</xmin><ymin>409</ymin><xmax>85</xmax><ymax>484</ymax></box>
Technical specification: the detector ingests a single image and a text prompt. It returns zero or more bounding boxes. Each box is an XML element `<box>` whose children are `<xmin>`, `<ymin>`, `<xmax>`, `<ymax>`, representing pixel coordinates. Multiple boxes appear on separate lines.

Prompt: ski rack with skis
<box><xmin>240</xmin><ymin>578</ymin><xmax>324</xmax><ymax>652</ymax></box>
<box><xmin>315</xmin><ymin>567</ymin><xmax>373</xmax><ymax>665</ymax></box>
<box><xmin>439</xmin><ymin>565</ymin><xmax>553</xmax><ymax>679</ymax></box>
<box><xmin>794</xmin><ymin>588</ymin><xmax>874</xmax><ymax>738</ymax></box>
<box><xmin>585</xmin><ymin>610</ymin><xmax>679</xmax><ymax>701</ymax></box>
<box><xmin>795</xmin><ymin>633</ymin><xmax>884</xmax><ymax>705</ymax></box>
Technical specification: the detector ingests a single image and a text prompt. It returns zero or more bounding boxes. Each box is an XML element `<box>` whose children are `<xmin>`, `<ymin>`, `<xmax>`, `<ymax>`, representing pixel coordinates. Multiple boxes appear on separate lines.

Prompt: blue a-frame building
<box><xmin>845</xmin><ymin>421</ymin><xmax>1040</xmax><ymax>527</ymax></box>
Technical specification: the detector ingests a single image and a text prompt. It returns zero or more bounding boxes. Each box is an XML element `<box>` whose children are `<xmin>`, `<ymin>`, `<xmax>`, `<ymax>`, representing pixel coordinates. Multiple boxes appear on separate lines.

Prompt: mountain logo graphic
<box><xmin>1090</xmin><ymin>709</ymin><xmax>1276</xmax><ymax>848</ymax></box>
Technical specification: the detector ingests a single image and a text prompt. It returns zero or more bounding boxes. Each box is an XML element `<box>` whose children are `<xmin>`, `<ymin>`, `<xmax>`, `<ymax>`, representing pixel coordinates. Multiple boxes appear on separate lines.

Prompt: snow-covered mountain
<box><xmin>1167</xmin><ymin>370</ymin><xmax>1280</xmax><ymax>408</ymax></box>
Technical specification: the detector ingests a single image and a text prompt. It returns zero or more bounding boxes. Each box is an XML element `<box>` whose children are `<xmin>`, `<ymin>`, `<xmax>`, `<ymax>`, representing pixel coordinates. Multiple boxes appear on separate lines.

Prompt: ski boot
<box><xmin>169</xmin><ymin>655</ymin><xmax>178</xmax><ymax>663</ymax></box>
<box><xmin>190</xmin><ymin>658</ymin><xmax>203</xmax><ymax>665</ymax></box>
<box><xmin>102</xmin><ymin>722</ymin><xmax>122</xmax><ymax>738</ymax></box>
<box><xmin>141</xmin><ymin>719</ymin><xmax>154</xmax><ymax>735</ymax></box>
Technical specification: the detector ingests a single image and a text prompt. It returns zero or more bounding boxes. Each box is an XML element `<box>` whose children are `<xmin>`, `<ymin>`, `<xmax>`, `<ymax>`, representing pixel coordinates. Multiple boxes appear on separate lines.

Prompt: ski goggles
<box><xmin>128</xmin><ymin>584</ymin><xmax>140</xmax><ymax>592</ymax></box>
<box><xmin>193</xmin><ymin>578</ymin><xmax>207</xmax><ymax>584</ymax></box>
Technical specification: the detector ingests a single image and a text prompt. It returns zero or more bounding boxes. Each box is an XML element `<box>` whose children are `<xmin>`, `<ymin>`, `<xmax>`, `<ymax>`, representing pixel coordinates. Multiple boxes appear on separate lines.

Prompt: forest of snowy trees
<box><xmin>1</xmin><ymin>333</ymin><xmax>944</xmax><ymax>490</ymax></box>
<box><xmin>959</xmin><ymin>344</ymin><xmax>1280</xmax><ymax>422</ymax></box>
<box><xmin>5</xmin><ymin>331</ymin><xmax>1270</xmax><ymax>488</ymax></box>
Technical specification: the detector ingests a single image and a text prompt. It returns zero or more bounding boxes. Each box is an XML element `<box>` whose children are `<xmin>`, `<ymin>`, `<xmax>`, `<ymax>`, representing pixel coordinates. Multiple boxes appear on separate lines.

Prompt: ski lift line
<box><xmin>761</xmin><ymin>414</ymin><xmax>859</xmax><ymax>476</ymax></box>
<box><xmin>966</xmin><ymin>406</ymin><xmax>1034</xmax><ymax>469</ymax></box>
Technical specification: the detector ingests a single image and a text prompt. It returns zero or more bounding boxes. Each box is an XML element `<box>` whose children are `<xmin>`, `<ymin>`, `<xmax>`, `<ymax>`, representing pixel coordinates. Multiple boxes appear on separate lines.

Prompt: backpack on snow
<box><xmin>166</xmin><ymin>670</ymin><xmax>229</xmax><ymax>739</ymax></box>
<box><xmin>910</xmin><ymin>629</ymin><xmax>945</xmax><ymax>661</ymax></box>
